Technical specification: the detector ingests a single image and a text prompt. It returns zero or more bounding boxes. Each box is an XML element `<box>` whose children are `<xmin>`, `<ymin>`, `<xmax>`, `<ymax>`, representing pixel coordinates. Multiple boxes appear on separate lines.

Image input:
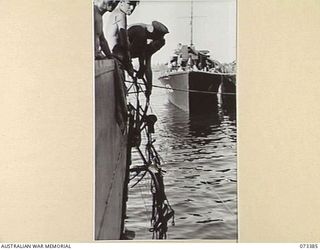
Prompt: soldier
<box><xmin>104</xmin><ymin>0</ymin><xmax>139</xmax><ymax>76</ymax></box>
<box><xmin>128</xmin><ymin>21</ymin><xmax>169</xmax><ymax>97</ymax></box>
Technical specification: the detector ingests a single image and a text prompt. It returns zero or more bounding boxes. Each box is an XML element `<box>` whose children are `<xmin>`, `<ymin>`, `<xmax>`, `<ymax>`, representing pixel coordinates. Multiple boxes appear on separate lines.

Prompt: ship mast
<box><xmin>190</xmin><ymin>0</ymin><xmax>194</xmax><ymax>46</ymax></box>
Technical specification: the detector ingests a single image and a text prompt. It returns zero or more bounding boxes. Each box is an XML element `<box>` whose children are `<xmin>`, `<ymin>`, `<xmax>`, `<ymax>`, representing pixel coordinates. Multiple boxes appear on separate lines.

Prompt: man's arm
<box><xmin>99</xmin><ymin>33</ymin><xmax>112</xmax><ymax>58</ymax></box>
<box><xmin>145</xmin><ymin>39</ymin><xmax>166</xmax><ymax>97</ymax></box>
<box><xmin>94</xmin><ymin>6</ymin><xmax>110</xmax><ymax>59</ymax></box>
<box><xmin>144</xmin><ymin>55</ymin><xmax>153</xmax><ymax>98</ymax></box>
<box><xmin>136</xmin><ymin>54</ymin><xmax>146</xmax><ymax>79</ymax></box>
<box><xmin>116</xmin><ymin>14</ymin><xmax>134</xmax><ymax>76</ymax></box>
<box><xmin>146</xmin><ymin>39</ymin><xmax>165</xmax><ymax>56</ymax></box>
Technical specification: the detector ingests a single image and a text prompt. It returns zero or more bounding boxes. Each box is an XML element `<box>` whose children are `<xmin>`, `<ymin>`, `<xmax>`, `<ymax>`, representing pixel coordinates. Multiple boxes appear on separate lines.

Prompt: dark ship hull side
<box><xmin>188</xmin><ymin>71</ymin><xmax>221</xmax><ymax>113</ymax></box>
<box><xmin>221</xmin><ymin>74</ymin><xmax>236</xmax><ymax>112</ymax></box>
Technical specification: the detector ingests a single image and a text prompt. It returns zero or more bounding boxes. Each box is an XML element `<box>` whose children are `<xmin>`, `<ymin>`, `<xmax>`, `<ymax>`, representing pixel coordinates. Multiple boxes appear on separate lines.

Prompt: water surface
<box><xmin>126</xmin><ymin>76</ymin><xmax>237</xmax><ymax>240</ymax></box>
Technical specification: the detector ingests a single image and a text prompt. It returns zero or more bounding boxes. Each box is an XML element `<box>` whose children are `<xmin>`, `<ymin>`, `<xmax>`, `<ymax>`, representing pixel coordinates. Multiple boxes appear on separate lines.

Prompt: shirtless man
<box><xmin>128</xmin><ymin>21</ymin><xmax>169</xmax><ymax>97</ymax></box>
<box><xmin>94</xmin><ymin>0</ymin><xmax>120</xmax><ymax>59</ymax></box>
<box><xmin>104</xmin><ymin>0</ymin><xmax>139</xmax><ymax>76</ymax></box>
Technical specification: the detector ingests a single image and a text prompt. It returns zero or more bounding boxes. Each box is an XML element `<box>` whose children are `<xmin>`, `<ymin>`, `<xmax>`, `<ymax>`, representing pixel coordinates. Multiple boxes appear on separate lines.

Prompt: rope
<box><xmin>125</xmin><ymin>80</ymin><xmax>236</xmax><ymax>96</ymax></box>
<box><xmin>212</xmin><ymin>188</ymin><xmax>235</xmax><ymax>217</ymax></box>
<box><xmin>153</xmin><ymin>84</ymin><xmax>236</xmax><ymax>96</ymax></box>
<box><xmin>138</xmin><ymin>184</ymin><xmax>151</xmax><ymax>229</ymax></box>
<box><xmin>148</xmin><ymin>104</ymin><xmax>168</xmax><ymax>165</ymax></box>
<box><xmin>126</xmin><ymin>74</ymin><xmax>176</xmax><ymax>239</ymax></box>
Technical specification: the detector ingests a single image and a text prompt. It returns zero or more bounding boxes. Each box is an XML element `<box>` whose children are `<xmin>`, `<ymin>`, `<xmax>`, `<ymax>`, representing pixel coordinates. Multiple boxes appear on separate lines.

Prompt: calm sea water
<box><xmin>125</xmin><ymin>75</ymin><xmax>237</xmax><ymax>240</ymax></box>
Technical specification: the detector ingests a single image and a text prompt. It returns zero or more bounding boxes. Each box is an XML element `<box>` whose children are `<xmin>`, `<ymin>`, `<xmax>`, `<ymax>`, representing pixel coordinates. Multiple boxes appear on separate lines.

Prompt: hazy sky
<box><xmin>104</xmin><ymin>0</ymin><xmax>236</xmax><ymax>64</ymax></box>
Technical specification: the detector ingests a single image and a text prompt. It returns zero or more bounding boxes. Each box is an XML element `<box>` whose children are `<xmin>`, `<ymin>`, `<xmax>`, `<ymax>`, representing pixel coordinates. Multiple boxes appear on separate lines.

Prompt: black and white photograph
<box><xmin>3</xmin><ymin>0</ymin><xmax>320</xmax><ymax>246</ymax></box>
<box><xmin>94</xmin><ymin>0</ymin><xmax>237</xmax><ymax>240</ymax></box>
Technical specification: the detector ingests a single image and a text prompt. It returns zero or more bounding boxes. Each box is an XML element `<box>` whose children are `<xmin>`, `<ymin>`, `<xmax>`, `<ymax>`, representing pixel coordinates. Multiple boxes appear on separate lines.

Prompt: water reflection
<box><xmin>164</xmin><ymin>95</ymin><xmax>236</xmax><ymax>143</ymax></box>
<box><xmin>189</xmin><ymin>112</ymin><xmax>221</xmax><ymax>137</ymax></box>
<box><xmin>221</xmin><ymin>93</ymin><xmax>237</xmax><ymax>122</ymax></box>
<box><xmin>126</xmin><ymin>84</ymin><xmax>237</xmax><ymax>240</ymax></box>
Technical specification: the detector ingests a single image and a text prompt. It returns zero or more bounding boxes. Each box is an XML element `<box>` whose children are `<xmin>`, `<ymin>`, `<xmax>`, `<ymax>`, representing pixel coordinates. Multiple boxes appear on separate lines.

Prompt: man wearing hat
<box><xmin>128</xmin><ymin>21</ymin><xmax>169</xmax><ymax>98</ymax></box>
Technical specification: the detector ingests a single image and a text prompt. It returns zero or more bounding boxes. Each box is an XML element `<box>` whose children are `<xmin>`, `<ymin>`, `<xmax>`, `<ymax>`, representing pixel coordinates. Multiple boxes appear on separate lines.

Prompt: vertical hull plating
<box><xmin>221</xmin><ymin>74</ymin><xmax>236</xmax><ymax>111</ymax></box>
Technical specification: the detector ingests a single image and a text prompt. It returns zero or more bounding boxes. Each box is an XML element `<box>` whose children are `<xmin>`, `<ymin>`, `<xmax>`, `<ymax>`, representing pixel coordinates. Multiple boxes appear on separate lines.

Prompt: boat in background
<box><xmin>159</xmin><ymin>48</ymin><xmax>236</xmax><ymax>113</ymax></box>
<box><xmin>158</xmin><ymin>1</ymin><xmax>236</xmax><ymax>113</ymax></box>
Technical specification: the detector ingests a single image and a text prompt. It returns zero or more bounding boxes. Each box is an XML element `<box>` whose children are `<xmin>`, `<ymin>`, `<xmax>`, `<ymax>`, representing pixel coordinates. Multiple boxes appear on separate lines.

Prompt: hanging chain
<box><xmin>126</xmin><ymin>75</ymin><xmax>175</xmax><ymax>239</ymax></box>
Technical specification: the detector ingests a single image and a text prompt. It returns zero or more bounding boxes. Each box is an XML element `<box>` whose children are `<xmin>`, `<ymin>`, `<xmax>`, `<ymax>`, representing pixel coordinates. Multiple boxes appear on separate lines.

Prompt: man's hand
<box><xmin>126</xmin><ymin>61</ymin><xmax>135</xmax><ymax>78</ymax></box>
<box><xmin>95</xmin><ymin>51</ymin><xmax>106</xmax><ymax>60</ymax></box>
<box><xmin>136</xmin><ymin>69</ymin><xmax>144</xmax><ymax>79</ymax></box>
<box><xmin>145</xmin><ymin>83</ymin><xmax>152</xmax><ymax>99</ymax></box>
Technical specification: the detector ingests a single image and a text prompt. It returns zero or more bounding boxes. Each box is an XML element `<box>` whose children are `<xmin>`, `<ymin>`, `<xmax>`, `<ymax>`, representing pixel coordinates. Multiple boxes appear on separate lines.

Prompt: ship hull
<box><xmin>221</xmin><ymin>74</ymin><xmax>236</xmax><ymax>111</ymax></box>
<box><xmin>159</xmin><ymin>71</ymin><xmax>222</xmax><ymax>113</ymax></box>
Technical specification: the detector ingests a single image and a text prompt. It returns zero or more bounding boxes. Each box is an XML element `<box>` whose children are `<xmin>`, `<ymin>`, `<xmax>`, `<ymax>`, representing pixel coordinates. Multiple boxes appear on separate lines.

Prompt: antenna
<box><xmin>177</xmin><ymin>0</ymin><xmax>205</xmax><ymax>46</ymax></box>
<box><xmin>190</xmin><ymin>0</ymin><xmax>193</xmax><ymax>46</ymax></box>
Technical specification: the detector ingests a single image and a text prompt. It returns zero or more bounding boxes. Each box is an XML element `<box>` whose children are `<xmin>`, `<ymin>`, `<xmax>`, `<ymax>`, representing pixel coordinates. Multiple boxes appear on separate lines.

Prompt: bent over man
<box><xmin>128</xmin><ymin>21</ymin><xmax>169</xmax><ymax>98</ymax></box>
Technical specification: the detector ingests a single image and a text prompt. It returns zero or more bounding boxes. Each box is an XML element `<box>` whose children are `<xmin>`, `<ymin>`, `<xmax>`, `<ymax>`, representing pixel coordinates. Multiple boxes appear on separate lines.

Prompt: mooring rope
<box><xmin>125</xmin><ymin>80</ymin><xmax>236</xmax><ymax>96</ymax></box>
<box><xmin>153</xmin><ymin>83</ymin><xmax>236</xmax><ymax>96</ymax></box>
